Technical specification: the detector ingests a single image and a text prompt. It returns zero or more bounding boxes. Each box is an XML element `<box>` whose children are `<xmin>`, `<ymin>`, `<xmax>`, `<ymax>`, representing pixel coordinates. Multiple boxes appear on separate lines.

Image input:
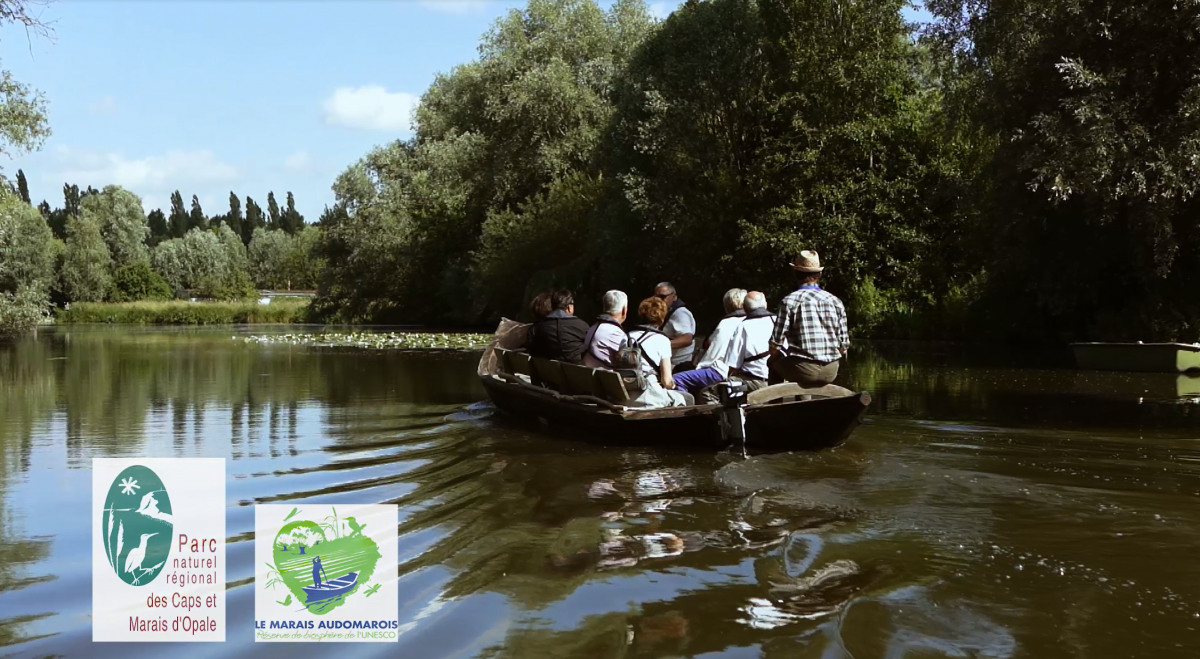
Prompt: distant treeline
<box><xmin>20</xmin><ymin>171</ymin><xmax>308</xmax><ymax>246</ymax></box>
<box><xmin>309</xmin><ymin>0</ymin><xmax>1200</xmax><ymax>344</ymax></box>
<box><xmin>0</xmin><ymin>174</ymin><xmax>326</xmax><ymax>334</ymax></box>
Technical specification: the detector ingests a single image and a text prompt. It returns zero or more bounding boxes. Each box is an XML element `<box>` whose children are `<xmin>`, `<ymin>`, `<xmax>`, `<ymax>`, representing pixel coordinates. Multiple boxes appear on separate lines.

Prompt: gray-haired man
<box><xmin>583</xmin><ymin>290</ymin><xmax>629</xmax><ymax>369</ymax></box>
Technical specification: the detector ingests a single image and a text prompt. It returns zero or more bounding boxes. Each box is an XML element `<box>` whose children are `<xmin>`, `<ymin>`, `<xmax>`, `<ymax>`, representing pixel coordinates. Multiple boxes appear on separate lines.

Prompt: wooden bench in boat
<box><xmin>496</xmin><ymin>348</ymin><xmax>632</xmax><ymax>404</ymax></box>
<box><xmin>494</xmin><ymin>349</ymin><xmax>849</xmax><ymax>408</ymax></box>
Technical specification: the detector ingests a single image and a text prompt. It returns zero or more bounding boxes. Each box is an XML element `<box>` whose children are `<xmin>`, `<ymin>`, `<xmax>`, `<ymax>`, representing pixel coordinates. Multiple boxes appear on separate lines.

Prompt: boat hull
<box><xmin>480</xmin><ymin>375</ymin><xmax>869</xmax><ymax>452</ymax></box>
<box><xmin>302</xmin><ymin>571</ymin><xmax>358</xmax><ymax>603</ymax></box>
<box><xmin>1071</xmin><ymin>342</ymin><xmax>1200</xmax><ymax>373</ymax></box>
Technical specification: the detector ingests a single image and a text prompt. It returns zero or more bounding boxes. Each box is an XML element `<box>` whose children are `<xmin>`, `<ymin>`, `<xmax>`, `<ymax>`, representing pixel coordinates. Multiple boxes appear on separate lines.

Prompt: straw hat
<box><xmin>789</xmin><ymin>250</ymin><xmax>824</xmax><ymax>273</ymax></box>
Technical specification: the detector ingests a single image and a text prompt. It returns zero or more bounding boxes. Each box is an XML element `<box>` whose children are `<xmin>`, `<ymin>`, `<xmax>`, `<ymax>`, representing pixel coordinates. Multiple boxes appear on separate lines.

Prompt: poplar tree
<box><xmin>168</xmin><ymin>190</ymin><xmax>189</xmax><ymax>238</ymax></box>
<box><xmin>244</xmin><ymin>196</ymin><xmax>265</xmax><ymax>245</ymax></box>
<box><xmin>16</xmin><ymin>169</ymin><xmax>29</xmax><ymax>204</ymax></box>
<box><xmin>189</xmin><ymin>194</ymin><xmax>208</xmax><ymax>232</ymax></box>
<box><xmin>283</xmin><ymin>191</ymin><xmax>304</xmax><ymax>234</ymax></box>
<box><xmin>267</xmin><ymin>191</ymin><xmax>281</xmax><ymax>230</ymax></box>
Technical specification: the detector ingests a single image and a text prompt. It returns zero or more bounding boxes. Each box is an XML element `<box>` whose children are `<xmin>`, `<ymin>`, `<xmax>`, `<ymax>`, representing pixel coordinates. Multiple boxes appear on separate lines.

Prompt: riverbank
<box><xmin>55</xmin><ymin>299</ymin><xmax>311</xmax><ymax>325</ymax></box>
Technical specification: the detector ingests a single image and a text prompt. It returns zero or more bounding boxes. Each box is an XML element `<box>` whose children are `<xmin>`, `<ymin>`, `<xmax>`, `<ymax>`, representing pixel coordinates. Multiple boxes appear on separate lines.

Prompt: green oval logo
<box><xmin>100</xmin><ymin>465</ymin><xmax>173</xmax><ymax>586</ymax></box>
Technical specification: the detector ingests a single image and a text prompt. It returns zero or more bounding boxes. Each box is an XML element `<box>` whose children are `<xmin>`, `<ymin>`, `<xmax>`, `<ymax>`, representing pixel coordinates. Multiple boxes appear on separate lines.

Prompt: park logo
<box><xmin>100</xmin><ymin>464</ymin><xmax>173</xmax><ymax>586</ymax></box>
<box><xmin>93</xmin><ymin>458</ymin><xmax>226</xmax><ymax>643</ymax></box>
<box><xmin>254</xmin><ymin>504</ymin><xmax>398</xmax><ymax>642</ymax></box>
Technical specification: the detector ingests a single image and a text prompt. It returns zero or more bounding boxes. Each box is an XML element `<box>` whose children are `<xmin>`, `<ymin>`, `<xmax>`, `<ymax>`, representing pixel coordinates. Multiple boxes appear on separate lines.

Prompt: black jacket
<box><xmin>529</xmin><ymin>309</ymin><xmax>590</xmax><ymax>364</ymax></box>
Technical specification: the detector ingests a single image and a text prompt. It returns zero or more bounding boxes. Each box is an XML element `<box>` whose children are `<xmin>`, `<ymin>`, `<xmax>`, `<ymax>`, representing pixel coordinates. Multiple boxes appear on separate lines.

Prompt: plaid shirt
<box><xmin>770</xmin><ymin>285</ymin><xmax>849</xmax><ymax>363</ymax></box>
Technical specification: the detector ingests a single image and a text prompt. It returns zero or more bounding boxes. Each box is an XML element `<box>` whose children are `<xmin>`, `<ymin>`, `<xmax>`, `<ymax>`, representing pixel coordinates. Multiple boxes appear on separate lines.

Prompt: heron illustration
<box><xmin>125</xmin><ymin>533</ymin><xmax>158</xmax><ymax>584</ymax></box>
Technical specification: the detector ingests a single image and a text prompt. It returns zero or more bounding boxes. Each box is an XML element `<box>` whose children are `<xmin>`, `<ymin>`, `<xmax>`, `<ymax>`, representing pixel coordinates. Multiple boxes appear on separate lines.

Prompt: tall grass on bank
<box><xmin>56</xmin><ymin>299</ymin><xmax>311</xmax><ymax>325</ymax></box>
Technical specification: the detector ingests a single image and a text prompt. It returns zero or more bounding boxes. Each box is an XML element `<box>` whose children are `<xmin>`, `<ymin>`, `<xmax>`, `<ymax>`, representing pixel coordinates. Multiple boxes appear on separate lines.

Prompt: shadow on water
<box><xmin>2</xmin><ymin>327</ymin><xmax>1200</xmax><ymax>657</ymax></box>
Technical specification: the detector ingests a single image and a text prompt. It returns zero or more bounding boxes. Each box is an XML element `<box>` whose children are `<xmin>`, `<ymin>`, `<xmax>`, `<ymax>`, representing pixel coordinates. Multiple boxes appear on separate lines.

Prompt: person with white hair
<box><xmin>583</xmin><ymin>290</ymin><xmax>629</xmax><ymax>369</ymax></box>
<box><xmin>692</xmin><ymin>291</ymin><xmax>776</xmax><ymax>403</ymax></box>
<box><xmin>671</xmin><ymin>288</ymin><xmax>747</xmax><ymax>395</ymax></box>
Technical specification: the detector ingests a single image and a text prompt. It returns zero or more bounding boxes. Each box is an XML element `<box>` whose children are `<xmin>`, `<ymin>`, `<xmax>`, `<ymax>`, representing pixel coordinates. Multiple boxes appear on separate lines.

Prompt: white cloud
<box><xmin>417</xmin><ymin>1</ymin><xmax>492</xmax><ymax>15</ymax></box>
<box><xmin>283</xmin><ymin>151</ymin><xmax>312</xmax><ymax>172</ymax></box>
<box><xmin>321</xmin><ymin>85</ymin><xmax>418</xmax><ymax>132</ymax></box>
<box><xmin>50</xmin><ymin>146</ymin><xmax>239</xmax><ymax>210</ymax></box>
<box><xmin>88</xmin><ymin>95</ymin><xmax>117</xmax><ymax>114</ymax></box>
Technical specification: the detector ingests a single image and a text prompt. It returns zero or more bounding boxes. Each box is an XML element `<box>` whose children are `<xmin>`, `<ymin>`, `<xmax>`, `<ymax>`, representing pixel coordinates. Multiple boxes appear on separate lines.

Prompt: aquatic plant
<box><xmin>241</xmin><ymin>332</ymin><xmax>491</xmax><ymax>350</ymax></box>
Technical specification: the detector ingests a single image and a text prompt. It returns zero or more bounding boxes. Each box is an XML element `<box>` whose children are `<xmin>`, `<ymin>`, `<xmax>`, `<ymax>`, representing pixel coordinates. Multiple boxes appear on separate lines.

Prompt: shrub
<box><xmin>109</xmin><ymin>262</ymin><xmax>173</xmax><ymax>302</ymax></box>
<box><xmin>56</xmin><ymin>298</ymin><xmax>310</xmax><ymax>325</ymax></box>
<box><xmin>0</xmin><ymin>288</ymin><xmax>49</xmax><ymax>336</ymax></box>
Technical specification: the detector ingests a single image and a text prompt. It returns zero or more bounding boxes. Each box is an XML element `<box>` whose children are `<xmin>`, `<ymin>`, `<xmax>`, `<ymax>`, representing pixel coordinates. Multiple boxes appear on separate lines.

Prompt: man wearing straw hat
<box><xmin>768</xmin><ymin>250</ymin><xmax>849</xmax><ymax>387</ymax></box>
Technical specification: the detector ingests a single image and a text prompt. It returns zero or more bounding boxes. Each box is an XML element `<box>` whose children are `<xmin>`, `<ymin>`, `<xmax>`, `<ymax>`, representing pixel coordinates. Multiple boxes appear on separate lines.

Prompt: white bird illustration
<box><xmin>124</xmin><ymin>532</ymin><xmax>158</xmax><ymax>582</ymax></box>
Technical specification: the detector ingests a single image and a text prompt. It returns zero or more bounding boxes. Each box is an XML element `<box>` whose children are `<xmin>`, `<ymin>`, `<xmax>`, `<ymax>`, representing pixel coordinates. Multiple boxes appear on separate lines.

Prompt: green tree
<box><xmin>243</xmin><ymin>196</ymin><xmax>265</xmax><ymax>245</ymax></box>
<box><xmin>928</xmin><ymin>0</ymin><xmax>1200</xmax><ymax>340</ymax></box>
<box><xmin>316</xmin><ymin>0</ymin><xmax>655</xmax><ymax>324</ymax></box>
<box><xmin>109</xmin><ymin>261</ymin><xmax>172</xmax><ymax>302</ymax></box>
<box><xmin>282</xmin><ymin>191</ymin><xmax>304</xmax><ymax>234</ymax></box>
<box><xmin>0</xmin><ymin>189</ymin><xmax>55</xmax><ymax>334</ymax></box>
<box><xmin>188</xmin><ymin>194</ymin><xmax>207</xmax><ymax>232</ymax></box>
<box><xmin>147</xmin><ymin>208</ymin><xmax>168</xmax><ymax>246</ymax></box>
<box><xmin>60</xmin><ymin>214</ymin><xmax>113</xmax><ymax>302</ymax></box>
<box><xmin>266</xmin><ymin>191</ymin><xmax>281</xmax><ymax>231</ymax></box>
<box><xmin>168</xmin><ymin>190</ymin><xmax>188</xmax><ymax>239</ymax></box>
<box><xmin>151</xmin><ymin>226</ymin><xmax>253</xmax><ymax>299</ymax></box>
<box><xmin>247</xmin><ymin>227</ymin><xmax>290</xmax><ymax>289</ymax></box>
<box><xmin>81</xmin><ymin>185</ymin><xmax>149</xmax><ymax>268</ymax></box>
<box><xmin>15</xmin><ymin>168</ymin><xmax>28</xmax><ymax>204</ymax></box>
<box><xmin>224</xmin><ymin>191</ymin><xmax>243</xmax><ymax>244</ymax></box>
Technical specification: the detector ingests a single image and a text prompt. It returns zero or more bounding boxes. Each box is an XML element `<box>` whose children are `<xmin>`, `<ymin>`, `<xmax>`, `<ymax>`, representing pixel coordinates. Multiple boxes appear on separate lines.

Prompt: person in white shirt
<box><xmin>655</xmin><ymin>282</ymin><xmax>697</xmax><ymax>370</ymax></box>
<box><xmin>626</xmin><ymin>296</ymin><xmax>693</xmax><ymax>408</ymax></box>
<box><xmin>699</xmin><ymin>291</ymin><xmax>775</xmax><ymax>403</ymax></box>
<box><xmin>672</xmin><ymin>288</ymin><xmax>746</xmax><ymax>394</ymax></box>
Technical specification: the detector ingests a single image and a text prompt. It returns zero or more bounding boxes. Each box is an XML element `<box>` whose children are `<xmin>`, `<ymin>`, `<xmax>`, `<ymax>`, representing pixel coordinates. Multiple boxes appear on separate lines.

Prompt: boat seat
<box><xmin>747</xmin><ymin>382</ymin><xmax>853</xmax><ymax>405</ymax></box>
<box><xmin>561</xmin><ymin>363</ymin><xmax>606</xmax><ymax>398</ymax></box>
<box><xmin>508</xmin><ymin>351</ymin><xmax>534</xmax><ymax>379</ymax></box>
<box><xmin>593</xmin><ymin>368</ymin><xmax>632</xmax><ymax>403</ymax></box>
<box><xmin>494</xmin><ymin>347</ymin><xmax>513</xmax><ymax>374</ymax></box>
<box><xmin>531</xmin><ymin>357</ymin><xmax>568</xmax><ymax>393</ymax></box>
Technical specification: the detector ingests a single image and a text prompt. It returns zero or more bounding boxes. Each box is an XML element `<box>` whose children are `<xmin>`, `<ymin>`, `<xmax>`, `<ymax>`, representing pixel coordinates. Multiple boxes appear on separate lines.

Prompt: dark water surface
<box><xmin>3</xmin><ymin>327</ymin><xmax>1200</xmax><ymax>658</ymax></box>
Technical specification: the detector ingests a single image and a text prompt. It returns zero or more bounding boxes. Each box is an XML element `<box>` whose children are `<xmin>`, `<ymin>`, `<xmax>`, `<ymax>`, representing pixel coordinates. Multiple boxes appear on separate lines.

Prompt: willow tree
<box><xmin>0</xmin><ymin>0</ymin><xmax>53</xmax><ymax>334</ymax></box>
<box><xmin>316</xmin><ymin>0</ymin><xmax>656</xmax><ymax>324</ymax></box>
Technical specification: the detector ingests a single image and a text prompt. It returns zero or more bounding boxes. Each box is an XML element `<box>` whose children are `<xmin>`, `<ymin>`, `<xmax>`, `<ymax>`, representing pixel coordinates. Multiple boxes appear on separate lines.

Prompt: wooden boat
<box><xmin>1070</xmin><ymin>342</ymin><xmax>1200</xmax><ymax>373</ymax></box>
<box><xmin>302</xmin><ymin>571</ymin><xmax>358</xmax><ymax>603</ymax></box>
<box><xmin>477</xmin><ymin>321</ymin><xmax>870</xmax><ymax>452</ymax></box>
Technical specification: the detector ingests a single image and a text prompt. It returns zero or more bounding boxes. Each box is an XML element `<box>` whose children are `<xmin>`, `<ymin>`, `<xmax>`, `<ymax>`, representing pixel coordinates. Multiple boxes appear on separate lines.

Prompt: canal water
<box><xmin>3</xmin><ymin>327</ymin><xmax>1200</xmax><ymax>658</ymax></box>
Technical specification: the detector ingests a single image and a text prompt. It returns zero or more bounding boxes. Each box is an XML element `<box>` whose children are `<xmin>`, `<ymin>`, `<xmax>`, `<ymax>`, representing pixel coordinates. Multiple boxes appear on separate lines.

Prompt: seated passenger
<box><xmin>523</xmin><ymin>291</ymin><xmax>553</xmax><ymax>350</ymax></box>
<box><xmin>655</xmin><ymin>282</ymin><xmax>697</xmax><ymax>373</ymax></box>
<box><xmin>672</xmin><ymin>288</ymin><xmax>747</xmax><ymax>395</ymax></box>
<box><xmin>626</xmin><ymin>297</ymin><xmax>693</xmax><ymax>408</ymax></box>
<box><xmin>700</xmin><ymin>291</ymin><xmax>774</xmax><ymax>404</ymax></box>
<box><xmin>583</xmin><ymin>290</ymin><xmax>628</xmax><ymax>369</ymax></box>
<box><xmin>528</xmin><ymin>289</ymin><xmax>590</xmax><ymax>364</ymax></box>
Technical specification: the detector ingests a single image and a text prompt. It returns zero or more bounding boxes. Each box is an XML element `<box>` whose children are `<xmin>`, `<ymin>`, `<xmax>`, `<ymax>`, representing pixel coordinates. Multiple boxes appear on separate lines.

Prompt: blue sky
<box><xmin>0</xmin><ymin>0</ymin><xmax>921</xmax><ymax>223</ymax></box>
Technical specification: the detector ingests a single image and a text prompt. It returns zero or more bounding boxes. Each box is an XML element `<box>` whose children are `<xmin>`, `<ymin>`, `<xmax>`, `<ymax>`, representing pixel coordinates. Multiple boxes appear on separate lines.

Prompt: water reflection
<box><xmin>2</xmin><ymin>328</ymin><xmax>1200</xmax><ymax>657</ymax></box>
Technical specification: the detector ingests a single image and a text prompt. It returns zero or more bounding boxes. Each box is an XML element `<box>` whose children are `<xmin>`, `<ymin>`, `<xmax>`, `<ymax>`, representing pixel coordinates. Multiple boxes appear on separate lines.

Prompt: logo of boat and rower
<box><xmin>254</xmin><ymin>504</ymin><xmax>398</xmax><ymax>642</ymax></box>
<box><xmin>93</xmin><ymin>458</ymin><xmax>226</xmax><ymax>642</ymax></box>
<box><xmin>101</xmin><ymin>465</ymin><xmax>173</xmax><ymax>586</ymax></box>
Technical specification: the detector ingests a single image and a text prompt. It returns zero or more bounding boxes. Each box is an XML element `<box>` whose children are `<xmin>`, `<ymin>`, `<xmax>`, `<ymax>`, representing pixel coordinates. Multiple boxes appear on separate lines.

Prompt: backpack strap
<box><xmin>743</xmin><ymin>349</ymin><xmax>772</xmax><ymax>364</ymax></box>
<box><xmin>633</xmin><ymin>331</ymin><xmax>658</xmax><ymax>370</ymax></box>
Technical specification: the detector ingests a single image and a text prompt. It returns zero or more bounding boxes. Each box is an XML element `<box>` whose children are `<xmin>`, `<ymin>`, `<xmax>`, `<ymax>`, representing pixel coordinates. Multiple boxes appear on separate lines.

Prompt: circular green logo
<box><xmin>100</xmin><ymin>465</ymin><xmax>173</xmax><ymax>586</ymax></box>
